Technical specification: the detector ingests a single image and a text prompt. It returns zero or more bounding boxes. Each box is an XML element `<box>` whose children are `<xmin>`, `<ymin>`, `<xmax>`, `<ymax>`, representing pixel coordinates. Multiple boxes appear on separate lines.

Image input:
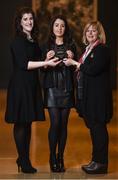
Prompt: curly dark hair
<box><xmin>13</xmin><ymin>7</ymin><xmax>39</xmax><ymax>41</ymax></box>
<box><xmin>48</xmin><ymin>15</ymin><xmax>73</xmax><ymax>49</ymax></box>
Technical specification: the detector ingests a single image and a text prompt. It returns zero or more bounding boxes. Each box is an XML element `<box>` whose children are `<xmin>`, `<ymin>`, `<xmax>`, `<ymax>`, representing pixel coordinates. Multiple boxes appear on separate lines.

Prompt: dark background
<box><xmin>0</xmin><ymin>0</ymin><xmax>117</xmax><ymax>89</ymax></box>
<box><xmin>0</xmin><ymin>0</ymin><xmax>32</xmax><ymax>88</ymax></box>
<box><xmin>98</xmin><ymin>0</ymin><xmax>118</xmax><ymax>90</ymax></box>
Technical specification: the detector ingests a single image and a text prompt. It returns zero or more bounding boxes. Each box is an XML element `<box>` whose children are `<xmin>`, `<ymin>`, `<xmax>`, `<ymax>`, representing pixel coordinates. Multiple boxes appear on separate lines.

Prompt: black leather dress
<box><xmin>43</xmin><ymin>44</ymin><xmax>76</xmax><ymax>108</ymax></box>
<box><xmin>44</xmin><ymin>65</ymin><xmax>74</xmax><ymax>107</ymax></box>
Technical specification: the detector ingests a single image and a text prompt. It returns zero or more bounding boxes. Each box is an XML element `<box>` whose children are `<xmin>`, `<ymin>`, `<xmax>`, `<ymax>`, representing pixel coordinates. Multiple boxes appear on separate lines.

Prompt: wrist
<box><xmin>73</xmin><ymin>61</ymin><xmax>80</xmax><ymax>69</ymax></box>
<box><xmin>73</xmin><ymin>61</ymin><xmax>78</xmax><ymax>67</ymax></box>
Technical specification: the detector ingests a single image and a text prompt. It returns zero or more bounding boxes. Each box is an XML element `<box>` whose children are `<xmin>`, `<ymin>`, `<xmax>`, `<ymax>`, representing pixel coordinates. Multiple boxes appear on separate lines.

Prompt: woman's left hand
<box><xmin>66</xmin><ymin>50</ymin><xmax>74</xmax><ymax>58</ymax></box>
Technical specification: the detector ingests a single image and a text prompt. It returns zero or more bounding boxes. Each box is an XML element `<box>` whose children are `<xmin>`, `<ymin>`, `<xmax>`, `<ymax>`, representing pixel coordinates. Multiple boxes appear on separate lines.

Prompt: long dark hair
<box><xmin>48</xmin><ymin>15</ymin><xmax>73</xmax><ymax>49</ymax></box>
<box><xmin>13</xmin><ymin>7</ymin><xmax>39</xmax><ymax>41</ymax></box>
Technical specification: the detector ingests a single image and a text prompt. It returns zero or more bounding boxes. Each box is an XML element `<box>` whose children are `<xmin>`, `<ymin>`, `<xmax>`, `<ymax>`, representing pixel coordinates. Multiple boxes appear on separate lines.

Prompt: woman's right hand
<box><xmin>46</xmin><ymin>50</ymin><xmax>55</xmax><ymax>61</ymax></box>
<box><xmin>63</xmin><ymin>58</ymin><xmax>81</xmax><ymax>69</ymax></box>
<box><xmin>46</xmin><ymin>57</ymin><xmax>61</xmax><ymax>67</ymax></box>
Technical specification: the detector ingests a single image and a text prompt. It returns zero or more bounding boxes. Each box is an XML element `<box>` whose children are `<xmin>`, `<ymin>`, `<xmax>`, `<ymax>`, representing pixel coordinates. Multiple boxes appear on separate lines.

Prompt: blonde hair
<box><xmin>83</xmin><ymin>21</ymin><xmax>106</xmax><ymax>45</ymax></box>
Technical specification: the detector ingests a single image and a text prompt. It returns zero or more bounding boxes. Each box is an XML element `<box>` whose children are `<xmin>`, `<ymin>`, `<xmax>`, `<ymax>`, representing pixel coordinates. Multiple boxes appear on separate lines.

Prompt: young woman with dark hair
<box><xmin>41</xmin><ymin>15</ymin><xmax>78</xmax><ymax>172</ymax></box>
<box><xmin>5</xmin><ymin>7</ymin><xmax>60</xmax><ymax>174</ymax></box>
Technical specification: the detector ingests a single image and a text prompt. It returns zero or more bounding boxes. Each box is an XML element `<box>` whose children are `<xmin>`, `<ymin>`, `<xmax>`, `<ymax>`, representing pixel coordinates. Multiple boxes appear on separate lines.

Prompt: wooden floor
<box><xmin>0</xmin><ymin>90</ymin><xmax>118</xmax><ymax>179</ymax></box>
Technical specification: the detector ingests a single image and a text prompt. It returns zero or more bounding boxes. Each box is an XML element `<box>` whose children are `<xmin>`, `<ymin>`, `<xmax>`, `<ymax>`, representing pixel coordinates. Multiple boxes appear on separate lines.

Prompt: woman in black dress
<box><xmin>42</xmin><ymin>15</ymin><xmax>78</xmax><ymax>172</ymax></box>
<box><xmin>64</xmin><ymin>21</ymin><xmax>113</xmax><ymax>174</ymax></box>
<box><xmin>5</xmin><ymin>7</ymin><xmax>60</xmax><ymax>174</ymax></box>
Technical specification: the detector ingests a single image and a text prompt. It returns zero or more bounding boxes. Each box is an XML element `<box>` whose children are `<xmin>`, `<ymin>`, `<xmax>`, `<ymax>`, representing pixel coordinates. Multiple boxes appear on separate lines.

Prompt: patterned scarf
<box><xmin>77</xmin><ymin>40</ymin><xmax>101</xmax><ymax>79</ymax></box>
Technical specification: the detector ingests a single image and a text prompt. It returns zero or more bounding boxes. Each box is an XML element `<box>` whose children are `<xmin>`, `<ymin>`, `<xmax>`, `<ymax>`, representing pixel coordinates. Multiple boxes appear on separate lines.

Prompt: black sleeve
<box><xmin>11</xmin><ymin>37</ymin><xmax>28</xmax><ymax>70</ymax></box>
<box><xmin>80</xmin><ymin>46</ymin><xmax>110</xmax><ymax>76</ymax></box>
<box><xmin>34</xmin><ymin>43</ymin><xmax>42</xmax><ymax>60</ymax></box>
<box><xmin>40</xmin><ymin>43</ymin><xmax>48</xmax><ymax>61</ymax></box>
<box><xmin>40</xmin><ymin>43</ymin><xmax>53</xmax><ymax>72</ymax></box>
<box><xmin>70</xmin><ymin>41</ymin><xmax>79</xmax><ymax>61</ymax></box>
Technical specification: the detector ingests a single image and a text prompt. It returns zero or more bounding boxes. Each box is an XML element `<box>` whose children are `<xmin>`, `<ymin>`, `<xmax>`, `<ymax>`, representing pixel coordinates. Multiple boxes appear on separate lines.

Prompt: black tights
<box><xmin>48</xmin><ymin>108</ymin><xmax>70</xmax><ymax>156</ymax></box>
<box><xmin>13</xmin><ymin>123</ymin><xmax>32</xmax><ymax>160</ymax></box>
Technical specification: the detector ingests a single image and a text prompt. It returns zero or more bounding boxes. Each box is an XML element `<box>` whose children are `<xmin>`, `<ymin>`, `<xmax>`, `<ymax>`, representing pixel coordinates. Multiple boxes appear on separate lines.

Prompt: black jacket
<box><xmin>79</xmin><ymin>44</ymin><xmax>113</xmax><ymax>126</ymax></box>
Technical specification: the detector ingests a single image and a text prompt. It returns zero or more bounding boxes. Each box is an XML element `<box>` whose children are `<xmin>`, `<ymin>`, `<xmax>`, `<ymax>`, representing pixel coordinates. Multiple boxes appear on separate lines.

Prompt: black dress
<box><xmin>5</xmin><ymin>36</ymin><xmax>45</xmax><ymax>123</ymax></box>
<box><xmin>42</xmin><ymin>44</ymin><xmax>77</xmax><ymax>108</ymax></box>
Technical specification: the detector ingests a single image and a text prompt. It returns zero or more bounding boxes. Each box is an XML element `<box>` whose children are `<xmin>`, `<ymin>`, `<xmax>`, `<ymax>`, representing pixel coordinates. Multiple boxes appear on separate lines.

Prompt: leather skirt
<box><xmin>44</xmin><ymin>87</ymin><xmax>74</xmax><ymax>108</ymax></box>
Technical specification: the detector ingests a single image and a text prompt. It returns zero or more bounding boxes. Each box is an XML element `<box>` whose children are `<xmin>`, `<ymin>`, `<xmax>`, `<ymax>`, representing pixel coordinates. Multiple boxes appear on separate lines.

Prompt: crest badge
<box><xmin>90</xmin><ymin>53</ymin><xmax>94</xmax><ymax>58</ymax></box>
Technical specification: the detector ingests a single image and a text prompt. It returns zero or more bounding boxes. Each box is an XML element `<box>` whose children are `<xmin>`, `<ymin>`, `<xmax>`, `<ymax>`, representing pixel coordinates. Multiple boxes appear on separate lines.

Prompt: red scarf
<box><xmin>77</xmin><ymin>40</ymin><xmax>102</xmax><ymax>79</ymax></box>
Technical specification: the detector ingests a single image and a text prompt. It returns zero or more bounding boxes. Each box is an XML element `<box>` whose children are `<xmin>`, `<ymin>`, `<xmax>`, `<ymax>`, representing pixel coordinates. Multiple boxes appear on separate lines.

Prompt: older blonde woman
<box><xmin>64</xmin><ymin>21</ymin><xmax>113</xmax><ymax>174</ymax></box>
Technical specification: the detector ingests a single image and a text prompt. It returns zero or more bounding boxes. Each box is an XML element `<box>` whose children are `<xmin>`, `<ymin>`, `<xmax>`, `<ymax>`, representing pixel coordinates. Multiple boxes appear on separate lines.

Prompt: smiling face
<box><xmin>53</xmin><ymin>18</ymin><xmax>65</xmax><ymax>38</ymax></box>
<box><xmin>86</xmin><ymin>25</ymin><xmax>98</xmax><ymax>44</ymax></box>
<box><xmin>21</xmin><ymin>13</ymin><xmax>34</xmax><ymax>34</ymax></box>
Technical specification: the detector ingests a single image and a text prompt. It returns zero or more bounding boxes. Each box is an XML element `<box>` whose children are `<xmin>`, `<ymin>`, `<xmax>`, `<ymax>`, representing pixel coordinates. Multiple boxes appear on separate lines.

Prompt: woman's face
<box><xmin>86</xmin><ymin>25</ymin><xmax>98</xmax><ymax>44</ymax></box>
<box><xmin>21</xmin><ymin>13</ymin><xmax>34</xmax><ymax>34</ymax></box>
<box><xmin>53</xmin><ymin>18</ymin><xmax>65</xmax><ymax>38</ymax></box>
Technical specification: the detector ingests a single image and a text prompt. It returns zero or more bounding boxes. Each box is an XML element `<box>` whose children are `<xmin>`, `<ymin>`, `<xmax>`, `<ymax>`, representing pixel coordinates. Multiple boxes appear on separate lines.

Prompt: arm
<box><xmin>11</xmin><ymin>37</ymin><xmax>29</xmax><ymax>70</ymax></box>
<box><xmin>28</xmin><ymin>57</ymin><xmax>60</xmax><ymax>69</ymax></box>
<box><xmin>11</xmin><ymin>37</ymin><xmax>60</xmax><ymax>70</ymax></box>
<box><xmin>63</xmin><ymin>58</ymin><xmax>81</xmax><ymax>69</ymax></box>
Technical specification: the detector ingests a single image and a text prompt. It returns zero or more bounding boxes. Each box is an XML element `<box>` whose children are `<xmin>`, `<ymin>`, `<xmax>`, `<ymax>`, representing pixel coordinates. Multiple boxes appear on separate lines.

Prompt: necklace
<box><xmin>27</xmin><ymin>35</ymin><xmax>34</xmax><ymax>42</ymax></box>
